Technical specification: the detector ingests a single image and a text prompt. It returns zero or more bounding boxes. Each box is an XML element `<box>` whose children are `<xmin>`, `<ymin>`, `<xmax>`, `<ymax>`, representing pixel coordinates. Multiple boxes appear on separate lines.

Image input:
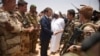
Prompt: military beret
<box><xmin>30</xmin><ymin>4</ymin><xmax>36</xmax><ymax>8</ymax></box>
<box><xmin>81</xmin><ymin>32</ymin><xmax>100</xmax><ymax>52</ymax></box>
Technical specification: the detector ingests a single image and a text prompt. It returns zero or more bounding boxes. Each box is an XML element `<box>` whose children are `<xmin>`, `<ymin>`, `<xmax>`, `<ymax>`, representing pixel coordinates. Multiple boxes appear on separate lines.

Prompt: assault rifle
<box><xmin>60</xmin><ymin>27</ymin><xmax>83</xmax><ymax>56</ymax></box>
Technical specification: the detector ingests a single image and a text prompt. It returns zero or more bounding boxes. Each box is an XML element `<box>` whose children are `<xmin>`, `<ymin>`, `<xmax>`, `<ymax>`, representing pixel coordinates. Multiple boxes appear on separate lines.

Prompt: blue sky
<box><xmin>23</xmin><ymin>0</ymin><xmax>99</xmax><ymax>13</ymax></box>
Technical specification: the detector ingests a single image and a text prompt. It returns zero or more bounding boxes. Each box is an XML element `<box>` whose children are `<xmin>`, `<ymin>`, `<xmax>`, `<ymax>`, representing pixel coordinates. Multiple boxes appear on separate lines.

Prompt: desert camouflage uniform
<box><xmin>15</xmin><ymin>11</ymin><xmax>31</xmax><ymax>56</ymax></box>
<box><xmin>0</xmin><ymin>9</ymin><xmax>23</xmax><ymax>56</ymax></box>
<box><xmin>26</xmin><ymin>12</ymin><xmax>40</xmax><ymax>53</ymax></box>
<box><xmin>61</xmin><ymin>20</ymin><xmax>76</xmax><ymax>44</ymax></box>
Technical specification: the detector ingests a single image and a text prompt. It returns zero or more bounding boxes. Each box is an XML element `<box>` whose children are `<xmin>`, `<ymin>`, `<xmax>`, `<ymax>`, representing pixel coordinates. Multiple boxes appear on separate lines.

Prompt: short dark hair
<box><xmin>17</xmin><ymin>0</ymin><xmax>27</xmax><ymax>6</ymax></box>
<box><xmin>67</xmin><ymin>9</ymin><xmax>75</xmax><ymax>17</ymax></box>
<box><xmin>43</xmin><ymin>7</ymin><xmax>52</xmax><ymax>13</ymax></box>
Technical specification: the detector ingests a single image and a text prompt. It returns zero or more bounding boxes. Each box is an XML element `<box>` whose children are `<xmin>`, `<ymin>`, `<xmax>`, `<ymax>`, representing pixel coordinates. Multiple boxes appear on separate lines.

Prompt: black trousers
<box><xmin>40</xmin><ymin>38</ymin><xmax>50</xmax><ymax>56</ymax></box>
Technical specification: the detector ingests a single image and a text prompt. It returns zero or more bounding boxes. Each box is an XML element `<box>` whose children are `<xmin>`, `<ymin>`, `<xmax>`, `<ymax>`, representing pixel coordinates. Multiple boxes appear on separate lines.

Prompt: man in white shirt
<box><xmin>50</xmin><ymin>11</ymin><xmax>65</xmax><ymax>55</ymax></box>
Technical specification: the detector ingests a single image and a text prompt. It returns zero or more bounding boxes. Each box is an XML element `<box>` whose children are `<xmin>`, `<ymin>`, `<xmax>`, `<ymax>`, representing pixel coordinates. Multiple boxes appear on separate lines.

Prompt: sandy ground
<box><xmin>35</xmin><ymin>39</ymin><xmax>61</xmax><ymax>56</ymax></box>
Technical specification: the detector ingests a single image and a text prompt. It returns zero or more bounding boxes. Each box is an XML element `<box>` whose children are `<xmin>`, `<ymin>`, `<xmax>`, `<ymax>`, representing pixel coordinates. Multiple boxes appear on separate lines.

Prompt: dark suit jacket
<box><xmin>40</xmin><ymin>16</ymin><xmax>53</xmax><ymax>40</ymax></box>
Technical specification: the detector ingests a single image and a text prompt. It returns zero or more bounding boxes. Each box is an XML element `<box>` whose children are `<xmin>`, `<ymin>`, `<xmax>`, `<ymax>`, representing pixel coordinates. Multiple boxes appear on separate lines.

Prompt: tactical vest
<box><xmin>62</xmin><ymin>20</ymin><xmax>75</xmax><ymax>40</ymax></box>
<box><xmin>15</xmin><ymin>11</ymin><xmax>31</xmax><ymax>28</ymax></box>
<box><xmin>76</xmin><ymin>22</ymin><xmax>96</xmax><ymax>44</ymax></box>
<box><xmin>81</xmin><ymin>23</ymin><xmax>96</xmax><ymax>36</ymax></box>
<box><xmin>15</xmin><ymin>11</ymin><xmax>31</xmax><ymax>55</ymax></box>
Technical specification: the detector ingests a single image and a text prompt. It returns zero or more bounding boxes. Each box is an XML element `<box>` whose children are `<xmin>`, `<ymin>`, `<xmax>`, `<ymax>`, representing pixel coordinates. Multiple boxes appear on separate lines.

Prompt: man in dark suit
<box><xmin>40</xmin><ymin>7</ymin><xmax>58</xmax><ymax>56</ymax></box>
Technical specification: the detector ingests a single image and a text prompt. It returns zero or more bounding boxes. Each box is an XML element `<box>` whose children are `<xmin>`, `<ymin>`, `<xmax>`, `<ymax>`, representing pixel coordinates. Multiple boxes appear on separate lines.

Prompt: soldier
<box><xmin>0</xmin><ymin>0</ymin><xmax>24</xmax><ymax>56</ymax></box>
<box><xmin>16</xmin><ymin>0</ymin><xmax>34</xmax><ymax>56</ymax></box>
<box><xmin>63</xmin><ymin>6</ymin><xmax>96</xmax><ymax>56</ymax></box>
<box><xmin>66</xmin><ymin>9</ymin><xmax>76</xmax><ymax>38</ymax></box>
<box><xmin>61</xmin><ymin>9</ymin><xmax>76</xmax><ymax>45</ymax></box>
<box><xmin>26</xmin><ymin>4</ymin><xmax>40</xmax><ymax>55</ymax></box>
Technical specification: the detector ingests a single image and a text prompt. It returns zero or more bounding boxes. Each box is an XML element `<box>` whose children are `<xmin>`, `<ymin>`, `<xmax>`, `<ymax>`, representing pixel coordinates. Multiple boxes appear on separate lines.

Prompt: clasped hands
<box><xmin>53</xmin><ymin>29</ymin><xmax>64</xmax><ymax>35</ymax></box>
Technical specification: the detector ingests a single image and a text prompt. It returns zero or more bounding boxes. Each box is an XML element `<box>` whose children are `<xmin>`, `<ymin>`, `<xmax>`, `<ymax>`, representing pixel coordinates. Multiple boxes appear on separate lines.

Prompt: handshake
<box><xmin>53</xmin><ymin>29</ymin><xmax>64</xmax><ymax>35</ymax></box>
